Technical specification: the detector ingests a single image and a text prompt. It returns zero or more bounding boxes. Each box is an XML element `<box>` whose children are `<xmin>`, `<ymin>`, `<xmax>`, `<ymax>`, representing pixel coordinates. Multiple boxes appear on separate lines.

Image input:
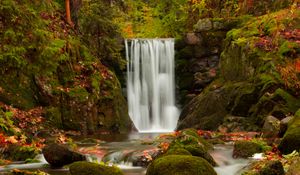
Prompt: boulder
<box><xmin>146</xmin><ymin>155</ymin><xmax>217</xmax><ymax>175</ymax></box>
<box><xmin>194</xmin><ymin>18</ymin><xmax>213</xmax><ymax>32</ymax></box>
<box><xmin>69</xmin><ymin>161</ymin><xmax>123</xmax><ymax>175</ymax></box>
<box><xmin>259</xmin><ymin>160</ymin><xmax>284</xmax><ymax>175</ymax></box>
<box><xmin>278</xmin><ymin>109</ymin><xmax>300</xmax><ymax>154</ymax></box>
<box><xmin>169</xmin><ymin>129</ymin><xmax>216</xmax><ymax>166</ymax></box>
<box><xmin>42</xmin><ymin>143</ymin><xmax>86</xmax><ymax>168</ymax></box>
<box><xmin>176</xmin><ymin>128</ymin><xmax>213</xmax><ymax>150</ymax></box>
<box><xmin>164</xmin><ymin>148</ymin><xmax>192</xmax><ymax>156</ymax></box>
<box><xmin>183</xmin><ymin>144</ymin><xmax>217</xmax><ymax>166</ymax></box>
<box><xmin>185</xmin><ymin>33</ymin><xmax>202</xmax><ymax>45</ymax></box>
<box><xmin>262</xmin><ymin>116</ymin><xmax>280</xmax><ymax>138</ymax></box>
<box><xmin>3</xmin><ymin>144</ymin><xmax>39</xmax><ymax>161</ymax></box>
<box><xmin>279</xmin><ymin>116</ymin><xmax>293</xmax><ymax>137</ymax></box>
<box><xmin>233</xmin><ymin>141</ymin><xmax>263</xmax><ymax>158</ymax></box>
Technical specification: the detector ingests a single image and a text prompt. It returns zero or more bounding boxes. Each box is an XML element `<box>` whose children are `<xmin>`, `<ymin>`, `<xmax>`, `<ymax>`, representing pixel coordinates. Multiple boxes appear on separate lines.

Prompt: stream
<box><xmin>0</xmin><ymin>132</ymin><xmax>250</xmax><ymax>175</ymax></box>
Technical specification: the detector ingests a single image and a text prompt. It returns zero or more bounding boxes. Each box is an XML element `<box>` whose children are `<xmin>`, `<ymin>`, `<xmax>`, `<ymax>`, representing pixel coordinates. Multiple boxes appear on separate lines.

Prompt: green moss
<box><xmin>165</xmin><ymin>148</ymin><xmax>192</xmax><ymax>156</ymax></box>
<box><xmin>272</xmin><ymin>89</ymin><xmax>300</xmax><ymax>112</ymax></box>
<box><xmin>278</xmin><ymin>109</ymin><xmax>300</xmax><ymax>154</ymax></box>
<box><xmin>233</xmin><ymin>140</ymin><xmax>263</xmax><ymax>158</ymax></box>
<box><xmin>5</xmin><ymin>144</ymin><xmax>39</xmax><ymax>161</ymax></box>
<box><xmin>176</xmin><ymin>128</ymin><xmax>213</xmax><ymax>150</ymax></box>
<box><xmin>146</xmin><ymin>155</ymin><xmax>217</xmax><ymax>175</ymax></box>
<box><xmin>69</xmin><ymin>161</ymin><xmax>124</xmax><ymax>175</ymax></box>
<box><xmin>183</xmin><ymin>144</ymin><xmax>217</xmax><ymax>166</ymax></box>
<box><xmin>45</xmin><ymin>107</ymin><xmax>62</xmax><ymax>129</ymax></box>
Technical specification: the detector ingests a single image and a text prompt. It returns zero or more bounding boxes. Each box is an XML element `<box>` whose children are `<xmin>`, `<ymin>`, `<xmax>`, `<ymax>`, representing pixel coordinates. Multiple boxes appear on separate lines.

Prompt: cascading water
<box><xmin>125</xmin><ymin>39</ymin><xmax>179</xmax><ymax>132</ymax></box>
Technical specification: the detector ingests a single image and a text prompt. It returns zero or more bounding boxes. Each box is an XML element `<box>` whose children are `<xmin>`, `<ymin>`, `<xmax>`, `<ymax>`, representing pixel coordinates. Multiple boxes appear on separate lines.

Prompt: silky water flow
<box><xmin>125</xmin><ymin>39</ymin><xmax>179</xmax><ymax>132</ymax></box>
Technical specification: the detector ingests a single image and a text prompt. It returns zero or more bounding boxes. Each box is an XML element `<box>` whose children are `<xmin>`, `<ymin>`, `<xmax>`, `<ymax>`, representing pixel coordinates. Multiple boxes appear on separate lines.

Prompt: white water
<box><xmin>125</xmin><ymin>39</ymin><xmax>179</xmax><ymax>132</ymax></box>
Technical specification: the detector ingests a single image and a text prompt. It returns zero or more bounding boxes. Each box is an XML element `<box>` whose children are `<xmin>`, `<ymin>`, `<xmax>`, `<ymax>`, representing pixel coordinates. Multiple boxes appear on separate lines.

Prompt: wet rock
<box><xmin>259</xmin><ymin>160</ymin><xmax>284</xmax><ymax>175</ymax></box>
<box><xmin>279</xmin><ymin>116</ymin><xmax>293</xmax><ymax>137</ymax></box>
<box><xmin>43</xmin><ymin>143</ymin><xmax>86</xmax><ymax>168</ymax></box>
<box><xmin>69</xmin><ymin>161</ymin><xmax>123</xmax><ymax>175</ymax></box>
<box><xmin>146</xmin><ymin>155</ymin><xmax>217</xmax><ymax>175</ymax></box>
<box><xmin>278</xmin><ymin>109</ymin><xmax>300</xmax><ymax>154</ymax></box>
<box><xmin>262</xmin><ymin>116</ymin><xmax>280</xmax><ymax>138</ymax></box>
<box><xmin>233</xmin><ymin>141</ymin><xmax>263</xmax><ymax>158</ymax></box>
<box><xmin>131</xmin><ymin>149</ymin><xmax>162</xmax><ymax>167</ymax></box>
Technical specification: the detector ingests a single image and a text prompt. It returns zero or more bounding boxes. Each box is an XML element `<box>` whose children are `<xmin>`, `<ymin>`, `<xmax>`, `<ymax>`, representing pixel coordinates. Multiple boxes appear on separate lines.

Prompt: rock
<box><xmin>183</xmin><ymin>144</ymin><xmax>217</xmax><ymax>166</ymax></box>
<box><xmin>278</xmin><ymin>109</ymin><xmax>300</xmax><ymax>154</ymax></box>
<box><xmin>185</xmin><ymin>33</ymin><xmax>202</xmax><ymax>45</ymax></box>
<box><xmin>146</xmin><ymin>155</ymin><xmax>217</xmax><ymax>175</ymax></box>
<box><xmin>69</xmin><ymin>161</ymin><xmax>123</xmax><ymax>175</ymax></box>
<box><xmin>169</xmin><ymin>129</ymin><xmax>216</xmax><ymax>166</ymax></box>
<box><xmin>194</xmin><ymin>18</ymin><xmax>213</xmax><ymax>32</ymax></box>
<box><xmin>165</xmin><ymin>148</ymin><xmax>192</xmax><ymax>156</ymax></box>
<box><xmin>177</xmin><ymin>128</ymin><xmax>213</xmax><ymax>150</ymax></box>
<box><xmin>279</xmin><ymin>116</ymin><xmax>293</xmax><ymax>137</ymax></box>
<box><xmin>233</xmin><ymin>141</ymin><xmax>263</xmax><ymax>158</ymax></box>
<box><xmin>42</xmin><ymin>143</ymin><xmax>86</xmax><ymax>168</ymax></box>
<box><xmin>259</xmin><ymin>160</ymin><xmax>284</xmax><ymax>175</ymax></box>
<box><xmin>131</xmin><ymin>149</ymin><xmax>162</xmax><ymax>167</ymax></box>
<box><xmin>176</xmin><ymin>88</ymin><xmax>229</xmax><ymax>131</ymax></box>
<box><xmin>262</xmin><ymin>116</ymin><xmax>280</xmax><ymax>138</ymax></box>
<box><xmin>286</xmin><ymin>158</ymin><xmax>300</xmax><ymax>175</ymax></box>
<box><xmin>213</xmin><ymin>20</ymin><xmax>225</xmax><ymax>30</ymax></box>
<box><xmin>3</xmin><ymin>144</ymin><xmax>39</xmax><ymax>161</ymax></box>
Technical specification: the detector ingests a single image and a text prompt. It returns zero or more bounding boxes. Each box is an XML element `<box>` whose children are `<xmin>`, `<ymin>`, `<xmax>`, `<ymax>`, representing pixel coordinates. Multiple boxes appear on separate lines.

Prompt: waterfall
<box><xmin>125</xmin><ymin>39</ymin><xmax>179</xmax><ymax>132</ymax></box>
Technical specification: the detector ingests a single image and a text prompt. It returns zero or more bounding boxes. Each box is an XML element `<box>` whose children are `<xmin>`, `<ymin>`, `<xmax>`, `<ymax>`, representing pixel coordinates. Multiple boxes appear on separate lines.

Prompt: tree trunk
<box><xmin>65</xmin><ymin>0</ymin><xmax>73</xmax><ymax>25</ymax></box>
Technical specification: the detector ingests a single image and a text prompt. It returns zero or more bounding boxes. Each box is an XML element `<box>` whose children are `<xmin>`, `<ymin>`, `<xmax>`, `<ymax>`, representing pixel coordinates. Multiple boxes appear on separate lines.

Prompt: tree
<box><xmin>65</xmin><ymin>0</ymin><xmax>73</xmax><ymax>25</ymax></box>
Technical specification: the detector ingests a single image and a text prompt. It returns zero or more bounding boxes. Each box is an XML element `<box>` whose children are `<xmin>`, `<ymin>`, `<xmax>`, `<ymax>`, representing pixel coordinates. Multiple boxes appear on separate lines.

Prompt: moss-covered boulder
<box><xmin>3</xmin><ymin>144</ymin><xmax>39</xmax><ymax>161</ymax></box>
<box><xmin>164</xmin><ymin>148</ymin><xmax>192</xmax><ymax>156</ymax></box>
<box><xmin>168</xmin><ymin>129</ymin><xmax>216</xmax><ymax>166</ymax></box>
<box><xmin>183</xmin><ymin>144</ymin><xmax>217</xmax><ymax>166</ymax></box>
<box><xmin>69</xmin><ymin>161</ymin><xmax>123</xmax><ymax>175</ymax></box>
<box><xmin>233</xmin><ymin>141</ymin><xmax>263</xmax><ymax>158</ymax></box>
<box><xmin>258</xmin><ymin>160</ymin><xmax>284</xmax><ymax>175</ymax></box>
<box><xmin>42</xmin><ymin>143</ymin><xmax>86</xmax><ymax>168</ymax></box>
<box><xmin>177</xmin><ymin>89</ymin><xmax>229</xmax><ymax>131</ymax></box>
<box><xmin>146</xmin><ymin>155</ymin><xmax>217</xmax><ymax>175</ymax></box>
<box><xmin>176</xmin><ymin>128</ymin><xmax>213</xmax><ymax>150</ymax></box>
<box><xmin>278</xmin><ymin>109</ymin><xmax>300</xmax><ymax>154</ymax></box>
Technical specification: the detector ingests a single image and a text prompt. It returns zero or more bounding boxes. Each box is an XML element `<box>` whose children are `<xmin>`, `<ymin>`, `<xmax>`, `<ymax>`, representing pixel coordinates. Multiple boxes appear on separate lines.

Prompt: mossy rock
<box><xmin>69</xmin><ymin>161</ymin><xmax>124</xmax><ymax>175</ymax></box>
<box><xmin>183</xmin><ymin>144</ymin><xmax>217</xmax><ymax>166</ymax></box>
<box><xmin>259</xmin><ymin>160</ymin><xmax>284</xmax><ymax>175</ymax></box>
<box><xmin>177</xmin><ymin>89</ymin><xmax>229</xmax><ymax>131</ymax></box>
<box><xmin>176</xmin><ymin>128</ymin><xmax>213</xmax><ymax>150</ymax></box>
<box><xmin>233</xmin><ymin>141</ymin><xmax>263</xmax><ymax>158</ymax></box>
<box><xmin>3</xmin><ymin>144</ymin><xmax>39</xmax><ymax>161</ymax></box>
<box><xmin>278</xmin><ymin>109</ymin><xmax>300</xmax><ymax>154</ymax></box>
<box><xmin>164</xmin><ymin>148</ymin><xmax>192</xmax><ymax>156</ymax></box>
<box><xmin>146</xmin><ymin>155</ymin><xmax>217</xmax><ymax>175</ymax></box>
